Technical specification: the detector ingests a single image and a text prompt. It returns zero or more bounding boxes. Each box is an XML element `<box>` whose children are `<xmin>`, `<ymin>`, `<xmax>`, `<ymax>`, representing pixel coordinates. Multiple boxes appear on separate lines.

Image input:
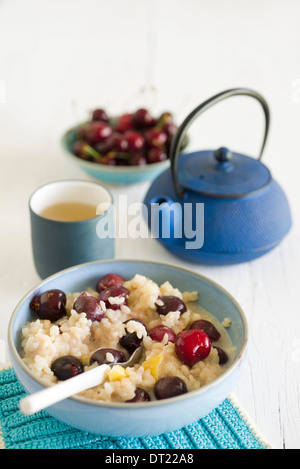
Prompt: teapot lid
<box><xmin>178</xmin><ymin>147</ymin><xmax>272</xmax><ymax>198</ymax></box>
<box><xmin>171</xmin><ymin>88</ymin><xmax>271</xmax><ymax>199</ymax></box>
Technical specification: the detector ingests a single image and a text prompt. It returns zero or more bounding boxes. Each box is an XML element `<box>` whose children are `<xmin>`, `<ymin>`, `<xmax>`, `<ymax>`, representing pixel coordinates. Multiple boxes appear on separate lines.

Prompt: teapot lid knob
<box><xmin>214</xmin><ymin>147</ymin><xmax>233</xmax><ymax>163</ymax></box>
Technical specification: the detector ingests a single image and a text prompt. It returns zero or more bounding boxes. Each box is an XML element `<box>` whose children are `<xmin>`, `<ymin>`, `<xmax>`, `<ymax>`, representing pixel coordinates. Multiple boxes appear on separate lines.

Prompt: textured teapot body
<box><xmin>144</xmin><ymin>167</ymin><xmax>292</xmax><ymax>265</ymax></box>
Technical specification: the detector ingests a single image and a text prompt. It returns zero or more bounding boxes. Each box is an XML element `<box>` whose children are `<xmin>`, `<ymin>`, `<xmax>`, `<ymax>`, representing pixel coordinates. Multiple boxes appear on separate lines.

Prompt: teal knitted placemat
<box><xmin>0</xmin><ymin>368</ymin><xmax>270</xmax><ymax>449</ymax></box>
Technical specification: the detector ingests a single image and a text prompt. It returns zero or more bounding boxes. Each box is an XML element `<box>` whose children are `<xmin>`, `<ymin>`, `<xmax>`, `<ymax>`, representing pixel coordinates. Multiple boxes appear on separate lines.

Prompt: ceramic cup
<box><xmin>29</xmin><ymin>180</ymin><xmax>115</xmax><ymax>279</ymax></box>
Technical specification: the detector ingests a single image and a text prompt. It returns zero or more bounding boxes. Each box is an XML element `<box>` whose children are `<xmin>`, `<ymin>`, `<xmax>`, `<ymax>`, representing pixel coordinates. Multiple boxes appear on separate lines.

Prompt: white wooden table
<box><xmin>0</xmin><ymin>0</ymin><xmax>299</xmax><ymax>449</ymax></box>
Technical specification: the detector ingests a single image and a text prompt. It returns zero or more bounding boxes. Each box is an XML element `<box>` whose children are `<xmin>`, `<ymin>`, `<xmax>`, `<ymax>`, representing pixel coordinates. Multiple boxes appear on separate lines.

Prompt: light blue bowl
<box><xmin>8</xmin><ymin>259</ymin><xmax>248</xmax><ymax>437</ymax></box>
<box><xmin>61</xmin><ymin>126</ymin><xmax>172</xmax><ymax>185</ymax></box>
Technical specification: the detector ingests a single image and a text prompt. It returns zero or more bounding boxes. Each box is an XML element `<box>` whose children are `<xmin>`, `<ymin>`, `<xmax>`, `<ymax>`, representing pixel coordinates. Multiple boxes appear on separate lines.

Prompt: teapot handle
<box><xmin>170</xmin><ymin>87</ymin><xmax>270</xmax><ymax>198</ymax></box>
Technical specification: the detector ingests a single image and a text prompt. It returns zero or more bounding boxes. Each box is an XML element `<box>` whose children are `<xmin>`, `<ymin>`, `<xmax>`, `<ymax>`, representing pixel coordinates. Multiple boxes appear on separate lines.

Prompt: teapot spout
<box><xmin>148</xmin><ymin>196</ymin><xmax>183</xmax><ymax>242</ymax></box>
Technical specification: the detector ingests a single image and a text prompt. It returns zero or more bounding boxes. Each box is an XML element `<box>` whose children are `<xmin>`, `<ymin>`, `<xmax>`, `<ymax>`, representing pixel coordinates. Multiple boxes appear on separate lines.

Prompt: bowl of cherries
<box><xmin>61</xmin><ymin>108</ymin><xmax>188</xmax><ymax>185</ymax></box>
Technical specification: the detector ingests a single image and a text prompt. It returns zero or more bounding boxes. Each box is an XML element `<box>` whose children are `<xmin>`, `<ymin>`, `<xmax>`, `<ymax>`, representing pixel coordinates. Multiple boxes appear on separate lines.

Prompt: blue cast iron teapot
<box><xmin>143</xmin><ymin>88</ymin><xmax>292</xmax><ymax>265</ymax></box>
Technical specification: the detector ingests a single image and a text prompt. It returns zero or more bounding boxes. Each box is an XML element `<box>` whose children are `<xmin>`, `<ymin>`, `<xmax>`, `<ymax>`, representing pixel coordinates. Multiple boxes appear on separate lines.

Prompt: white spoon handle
<box><xmin>19</xmin><ymin>364</ymin><xmax>110</xmax><ymax>415</ymax></box>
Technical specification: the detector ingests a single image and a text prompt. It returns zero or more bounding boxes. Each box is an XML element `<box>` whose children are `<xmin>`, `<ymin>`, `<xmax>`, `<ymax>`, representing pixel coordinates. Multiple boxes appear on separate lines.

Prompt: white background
<box><xmin>0</xmin><ymin>0</ymin><xmax>300</xmax><ymax>449</ymax></box>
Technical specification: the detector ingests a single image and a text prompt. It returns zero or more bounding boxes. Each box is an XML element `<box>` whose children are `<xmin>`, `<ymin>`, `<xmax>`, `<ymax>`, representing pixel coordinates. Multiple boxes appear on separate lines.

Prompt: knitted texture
<box><xmin>0</xmin><ymin>368</ymin><xmax>269</xmax><ymax>450</ymax></box>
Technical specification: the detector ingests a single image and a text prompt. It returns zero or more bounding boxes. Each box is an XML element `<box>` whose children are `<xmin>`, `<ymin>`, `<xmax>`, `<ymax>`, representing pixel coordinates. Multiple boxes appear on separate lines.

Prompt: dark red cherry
<box><xmin>96</xmin><ymin>273</ymin><xmax>125</xmax><ymax>293</ymax></box>
<box><xmin>51</xmin><ymin>355</ymin><xmax>84</xmax><ymax>381</ymax></box>
<box><xmin>145</xmin><ymin>128</ymin><xmax>168</xmax><ymax>148</ymax></box>
<box><xmin>132</xmin><ymin>108</ymin><xmax>156</xmax><ymax>128</ymax></box>
<box><xmin>189</xmin><ymin>319</ymin><xmax>221</xmax><ymax>342</ymax></box>
<box><xmin>126</xmin><ymin>387</ymin><xmax>151</xmax><ymax>402</ymax></box>
<box><xmin>85</xmin><ymin>121</ymin><xmax>113</xmax><ymax>144</ymax></box>
<box><xmin>98</xmin><ymin>285</ymin><xmax>129</xmax><ymax>310</ymax></box>
<box><xmin>147</xmin><ymin>147</ymin><xmax>167</xmax><ymax>164</ymax></box>
<box><xmin>119</xmin><ymin>319</ymin><xmax>145</xmax><ymax>354</ymax></box>
<box><xmin>213</xmin><ymin>346</ymin><xmax>229</xmax><ymax>365</ymax></box>
<box><xmin>116</xmin><ymin>113</ymin><xmax>133</xmax><ymax>133</ymax></box>
<box><xmin>124</xmin><ymin>130</ymin><xmax>145</xmax><ymax>151</ymax></box>
<box><xmin>128</xmin><ymin>152</ymin><xmax>147</xmax><ymax>166</ymax></box>
<box><xmin>30</xmin><ymin>289</ymin><xmax>66</xmax><ymax>322</ymax></box>
<box><xmin>148</xmin><ymin>325</ymin><xmax>176</xmax><ymax>343</ymax></box>
<box><xmin>92</xmin><ymin>108</ymin><xmax>109</xmax><ymax>122</ymax></box>
<box><xmin>73</xmin><ymin>292</ymin><xmax>105</xmax><ymax>322</ymax></box>
<box><xmin>175</xmin><ymin>329</ymin><xmax>211</xmax><ymax>366</ymax></box>
<box><xmin>156</xmin><ymin>296</ymin><xmax>187</xmax><ymax>316</ymax></box>
<box><xmin>154</xmin><ymin>376</ymin><xmax>188</xmax><ymax>400</ymax></box>
<box><xmin>89</xmin><ymin>348</ymin><xmax>126</xmax><ymax>366</ymax></box>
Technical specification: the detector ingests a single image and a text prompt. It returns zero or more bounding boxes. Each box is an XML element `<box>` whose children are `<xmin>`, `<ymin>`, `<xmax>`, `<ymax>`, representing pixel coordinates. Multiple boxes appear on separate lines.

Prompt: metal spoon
<box><xmin>19</xmin><ymin>346</ymin><xmax>143</xmax><ymax>416</ymax></box>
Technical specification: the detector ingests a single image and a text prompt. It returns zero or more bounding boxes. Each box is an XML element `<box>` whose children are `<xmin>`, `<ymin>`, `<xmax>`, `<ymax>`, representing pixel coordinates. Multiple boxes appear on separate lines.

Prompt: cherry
<box><xmin>92</xmin><ymin>108</ymin><xmax>109</xmax><ymax>122</ymax></box>
<box><xmin>98</xmin><ymin>285</ymin><xmax>130</xmax><ymax>310</ymax></box>
<box><xmin>154</xmin><ymin>376</ymin><xmax>187</xmax><ymax>400</ymax></box>
<box><xmin>189</xmin><ymin>319</ymin><xmax>221</xmax><ymax>342</ymax></box>
<box><xmin>175</xmin><ymin>329</ymin><xmax>211</xmax><ymax>366</ymax></box>
<box><xmin>119</xmin><ymin>319</ymin><xmax>145</xmax><ymax>354</ymax></box>
<box><xmin>145</xmin><ymin>128</ymin><xmax>168</xmax><ymax>148</ymax></box>
<box><xmin>73</xmin><ymin>292</ymin><xmax>105</xmax><ymax>322</ymax></box>
<box><xmin>147</xmin><ymin>147</ymin><xmax>167</xmax><ymax>164</ymax></box>
<box><xmin>116</xmin><ymin>113</ymin><xmax>133</xmax><ymax>133</ymax></box>
<box><xmin>85</xmin><ymin>121</ymin><xmax>113</xmax><ymax>144</ymax></box>
<box><xmin>132</xmin><ymin>108</ymin><xmax>156</xmax><ymax>128</ymax></box>
<box><xmin>51</xmin><ymin>355</ymin><xmax>84</xmax><ymax>381</ymax></box>
<box><xmin>111</xmin><ymin>132</ymin><xmax>129</xmax><ymax>152</ymax></box>
<box><xmin>124</xmin><ymin>130</ymin><xmax>145</xmax><ymax>152</ymax></box>
<box><xmin>96</xmin><ymin>273</ymin><xmax>125</xmax><ymax>293</ymax></box>
<box><xmin>213</xmin><ymin>346</ymin><xmax>228</xmax><ymax>365</ymax></box>
<box><xmin>90</xmin><ymin>348</ymin><xmax>126</xmax><ymax>366</ymax></box>
<box><xmin>126</xmin><ymin>387</ymin><xmax>151</xmax><ymax>402</ymax></box>
<box><xmin>148</xmin><ymin>325</ymin><xmax>176</xmax><ymax>343</ymax></box>
<box><xmin>72</xmin><ymin>141</ymin><xmax>101</xmax><ymax>161</ymax></box>
<box><xmin>30</xmin><ymin>289</ymin><xmax>66</xmax><ymax>322</ymax></box>
<box><xmin>156</xmin><ymin>296</ymin><xmax>187</xmax><ymax>316</ymax></box>
<box><xmin>128</xmin><ymin>153</ymin><xmax>147</xmax><ymax>166</ymax></box>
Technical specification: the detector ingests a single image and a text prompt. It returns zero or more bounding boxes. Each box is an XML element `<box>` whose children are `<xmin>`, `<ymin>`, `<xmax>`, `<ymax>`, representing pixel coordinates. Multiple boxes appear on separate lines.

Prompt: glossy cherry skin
<box><xmin>30</xmin><ymin>289</ymin><xmax>66</xmax><ymax>322</ymax></box>
<box><xmin>73</xmin><ymin>292</ymin><xmax>105</xmax><ymax>322</ymax></box>
<box><xmin>96</xmin><ymin>273</ymin><xmax>125</xmax><ymax>293</ymax></box>
<box><xmin>189</xmin><ymin>319</ymin><xmax>221</xmax><ymax>342</ymax></box>
<box><xmin>175</xmin><ymin>329</ymin><xmax>211</xmax><ymax>366</ymax></box>
<box><xmin>148</xmin><ymin>325</ymin><xmax>176</xmax><ymax>343</ymax></box>
<box><xmin>85</xmin><ymin>121</ymin><xmax>113</xmax><ymax>144</ymax></box>
<box><xmin>89</xmin><ymin>348</ymin><xmax>126</xmax><ymax>366</ymax></box>
<box><xmin>156</xmin><ymin>296</ymin><xmax>187</xmax><ymax>316</ymax></box>
<box><xmin>119</xmin><ymin>319</ymin><xmax>145</xmax><ymax>354</ymax></box>
<box><xmin>51</xmin><ymin>355</ymin><xmax>84</xmax><ymax>381</ymax></box>
<box><xmin>126</xmin><ymin>387</ymin><xmax>151</xmax><ymax>403</ymax></box>
<box><xmin>154</xmin><ymin>376</ymin><xmax>188</xmax><ymax>400</ymax></box>
<box><xmin>124</xmin><ymin>130</ymin><xmax>145</xmax><ymax>151</ymax></box>
<box><xmin>145</xmin><ymin>128</ymin><xmax>168</xmax><ymax>148</ymax></box>
<box><xmin>98</xmin><ymin>285</ymin><xmax>130</xmax><ymax>310</ymax></box>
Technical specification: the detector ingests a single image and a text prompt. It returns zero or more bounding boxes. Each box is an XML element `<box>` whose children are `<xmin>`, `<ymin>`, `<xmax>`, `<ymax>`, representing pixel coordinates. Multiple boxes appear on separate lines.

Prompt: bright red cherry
<box><xmin>175</xmin><ymin>329</ymin><xmax>211</xmax><ymax>366</ymax></box>
<box><xmin>85</xmin><ymin>121</ymin><xmax>113</xmax><ymax>144</ymax></box>
<box><xmin>124</xmin><ymin>130</ymin><xmax>145</xmax><ymax>151</ymax></box>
